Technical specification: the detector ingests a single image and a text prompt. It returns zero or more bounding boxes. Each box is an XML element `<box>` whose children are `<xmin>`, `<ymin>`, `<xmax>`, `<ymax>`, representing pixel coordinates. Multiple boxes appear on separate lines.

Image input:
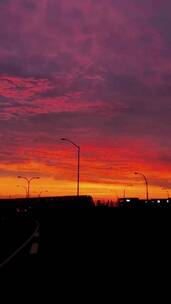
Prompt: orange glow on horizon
<box><xmin>0</xmin><ymin>142</ymin><xmax>170</xmax><ymax>201</ymax></box>
<box><xmin>0</xmin><ymin>176</ymin><xmax>170</xmax><ymax>201</ymax></box>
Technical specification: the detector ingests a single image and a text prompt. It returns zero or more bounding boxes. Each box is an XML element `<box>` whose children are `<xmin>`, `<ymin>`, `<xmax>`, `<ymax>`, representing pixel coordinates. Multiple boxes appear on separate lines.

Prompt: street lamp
<box><xmin>60</xmin><ymin>138</ymin><xmax>80</xmax><ymax>196</ymax></box>
<box><xmin>17</xmin><ymin>176</ymin><xmax>40</xmax><ymax>198</ymax></box>
<box><xmin>134</xmin><ymin>172</ymin><xmax>149</xmax><ymax>201</ymax></box>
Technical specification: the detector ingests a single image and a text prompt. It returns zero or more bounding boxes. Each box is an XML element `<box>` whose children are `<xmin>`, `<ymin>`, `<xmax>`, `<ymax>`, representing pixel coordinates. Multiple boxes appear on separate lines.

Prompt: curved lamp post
<box><xmin>60</xmin><ymin>138</ymin><xmax>80</xmax><ymax>196</ymax></box>
<box><xmin>134</xmin><ymin>172</ymin><xmax>149</xmax><ymax>201</ymax></box>
<box><xmin>17</xmin><ymin>176</ymin><xmax>40</xmax><ymax>198</ymax></box>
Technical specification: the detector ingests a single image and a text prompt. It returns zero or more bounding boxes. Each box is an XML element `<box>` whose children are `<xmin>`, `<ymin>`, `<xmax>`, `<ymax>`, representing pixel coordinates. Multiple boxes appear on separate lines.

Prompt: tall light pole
<box><xmin>60</xmin><ymin>138</ymin><xmax>80</xmax><ymax>196</ymax></box>
<box><xmin>17</xmin><ymin>176</ymin><xmax>40</xmax><ymax>198</ymax></box>
<box><xmin>134</xmin><ymin>172</ymin><xmax>149</xmax><ymax>201</ymax></box>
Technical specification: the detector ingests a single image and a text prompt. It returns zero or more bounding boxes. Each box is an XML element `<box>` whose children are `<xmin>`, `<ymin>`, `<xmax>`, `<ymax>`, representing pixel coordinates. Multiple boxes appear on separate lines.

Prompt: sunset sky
<box><xmin>0</xmin><ymin>0</ymin><xmax>171</xmax><ymax>200</ymax></box>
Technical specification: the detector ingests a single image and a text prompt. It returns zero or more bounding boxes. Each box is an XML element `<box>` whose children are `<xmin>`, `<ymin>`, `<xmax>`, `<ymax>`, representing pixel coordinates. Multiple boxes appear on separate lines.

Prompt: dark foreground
<box><xmin>1</xmin><ymin>212</ymin><xmax>121</xmax><ymax>272</ymax></box>
<box><xmin>0</xmin><ymin>196</ymin><xmax>170</xmax><ymax>272</ymax></box>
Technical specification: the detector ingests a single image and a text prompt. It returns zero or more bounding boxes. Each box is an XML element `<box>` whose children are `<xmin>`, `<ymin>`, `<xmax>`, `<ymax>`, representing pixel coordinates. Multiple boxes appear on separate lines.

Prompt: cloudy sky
<box><xmin>0</xmin><ymin>0</ymin><xmax>171</xmax><ymax>199</ymax></box>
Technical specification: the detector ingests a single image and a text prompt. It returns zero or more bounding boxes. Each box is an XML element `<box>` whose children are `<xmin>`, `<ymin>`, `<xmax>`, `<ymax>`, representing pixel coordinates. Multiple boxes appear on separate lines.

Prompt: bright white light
<box><xmin>167</xmin><ymin>200</ymin><xmax>169</xmax><ymax>203</ymax></box>
<box><xmin>157</xmin><ymin>200</ymin><xmax>160</xmax><ymax>203</ymax></box>
<box><xmin>126</xmin><ymin>199</ymin><xmax>131</xmax><ymax>202</ymax></box>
